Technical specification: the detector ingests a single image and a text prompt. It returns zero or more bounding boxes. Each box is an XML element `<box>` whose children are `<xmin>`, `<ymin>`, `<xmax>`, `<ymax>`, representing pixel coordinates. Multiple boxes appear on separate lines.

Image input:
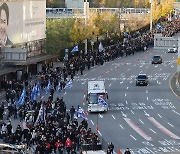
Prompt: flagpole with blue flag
<box><xmin>57</xmin><ymin>82</ymin><xmax>61</xmax><ymax>93</ymax></box>
<box><xmin>36</xmin><ymin>81</ymin><xmax>41</xmax><ymax>96</ymax></box>
<box><xmin>16</xmin><ymin>87</ymin><xmax>26</xmax><ymax>107</ymax></box>
<box><xmin>77</xmin><ymin>105</ymin><xmax>88</xmax><ymax>120</ymax></box>
<box><xmin>45</xmin><ymin>80</ymin><xmax>51</xmax><ymax>94</ymax></box>
<box><xmin>64</xmin><ymin>79</ymin><xmax>72</xmax><ymax>89</ymax></box>
<box><xmin>35</xmin><ymin>104</ymin><xmax>46</xmax><ymax>125</ymax></box>
<box><xmin>71</xmin><ymin>45</ymin><xmax>78</xmax><ymax>53</ymax></box>
<box><xmin>98</xmin><ymin>96</ymin><xmax>109</xmax><ymax>110</ymax></box>
<box><xmin>30</xmin><ymin>86</ymin><xmax>36</xmax><ymax>102</ymax></box>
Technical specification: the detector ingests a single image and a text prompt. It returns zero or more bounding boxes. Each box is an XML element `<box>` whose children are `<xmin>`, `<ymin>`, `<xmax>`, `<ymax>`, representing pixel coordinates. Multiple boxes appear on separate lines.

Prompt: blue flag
<box><xmin>156</xmin><ymin>23</ymin><xmax>164</xmax><ymax>30</ymax></box>
<box><xmin>71</xmin><ymin>45</ymin><xmax>78</xmax><ymax>53</ymax></box>
<box><xmin>98</xmin><ymin>96</ymin><xmax>109</xmax><ymax>109</ymax></box>
<box><xmin>35</xmin><ymin>105</ymin><xmax>46</xmax><ymax>125</ymax></box>
<box><xmin>64</xmin><ymin>79</ymin><xmax>72</xmax><ymax>89</ymax></box>
<box><xmin>77</xmin><ymin>105</ymin><xmax>88</xmax><ymax>120</ymax></box>
<box><xmin>36</xmin><ymin>81</ymin><xmax>41</xmax><ymax>96</ymax></box>
<box><xmin>45</xmin><ymin>80</ymin><xmax>51</xmax><ymax>94</ymax></box>
<box><xmin>30</xmin><ymin>86</ymin><xmax>36</xmax><ymax>102</ymax></box>
<box><xmin>17</xmin><ymin>88</ymin><xmax>26</xmax><ymax>106</ymax></box>
<box><xmin>57</xmin><ymin>82</ymin><xmax>61</xmax><ymax>93</ymax></box>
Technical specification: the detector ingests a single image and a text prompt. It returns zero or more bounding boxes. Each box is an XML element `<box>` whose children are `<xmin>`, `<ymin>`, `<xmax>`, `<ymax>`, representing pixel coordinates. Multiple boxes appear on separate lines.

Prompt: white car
<box><xmin>168</xmin><ymin>47</ymin><xmax>178</xmax><ymax>53</ymax></box>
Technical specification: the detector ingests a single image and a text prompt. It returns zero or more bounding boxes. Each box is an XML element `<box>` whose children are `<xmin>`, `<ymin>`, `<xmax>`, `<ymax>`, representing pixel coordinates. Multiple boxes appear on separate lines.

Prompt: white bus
<box><xmin>87</xmin><ymin>81</ymin><xmax>108</xmax><ymax>112</ymax></box>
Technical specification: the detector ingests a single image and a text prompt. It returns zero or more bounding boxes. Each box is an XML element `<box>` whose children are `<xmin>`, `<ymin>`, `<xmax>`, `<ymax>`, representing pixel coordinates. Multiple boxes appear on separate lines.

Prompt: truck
<box><xmin>87</xmin><ymin>81</ymin><xmax>108</xmax><ymax>112</ymax></box>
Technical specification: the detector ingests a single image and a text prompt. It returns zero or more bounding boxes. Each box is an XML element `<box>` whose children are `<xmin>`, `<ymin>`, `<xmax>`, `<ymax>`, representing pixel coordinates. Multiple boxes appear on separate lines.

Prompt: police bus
<box><xmin>87</xmin><ymin>81</ymin><xmax>108</xmax><ymax>112</ymax></box>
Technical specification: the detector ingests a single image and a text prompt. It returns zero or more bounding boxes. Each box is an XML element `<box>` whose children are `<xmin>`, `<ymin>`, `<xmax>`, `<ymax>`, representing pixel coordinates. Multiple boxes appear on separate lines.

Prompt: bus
<box><xmin>87</xmin><ymin>81</ymin><xmax>108</xmax><ymax>112</ymax></box>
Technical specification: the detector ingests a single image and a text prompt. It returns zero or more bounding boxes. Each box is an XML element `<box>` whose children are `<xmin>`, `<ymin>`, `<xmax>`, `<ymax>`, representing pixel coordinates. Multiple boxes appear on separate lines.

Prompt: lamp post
<box><xmin>84</xmin><ymin>0</ymin><xmax>89</xmax><ymax>55</ymax></box>
<box><xmin>150</xmin><ymin>0</ymin><xmax>153</xmax><ymax>31</ymax></box>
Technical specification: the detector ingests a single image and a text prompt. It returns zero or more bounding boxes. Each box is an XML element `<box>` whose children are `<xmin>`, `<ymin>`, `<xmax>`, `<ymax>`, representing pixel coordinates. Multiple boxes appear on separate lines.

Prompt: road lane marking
<box><xmin>130</xmin><ymin>81</ymin><xmax>132</xmax><ymax>83</ymax></box>
<box><xmin>92</xmin><ymin>69</ymin><xmax>96</xmax><ymax>71</ymax></box>
<box><xmin>84</xmin><ymin>74</ymin><xmax>87</xmax><ymax>77</ymax></box>
<box><xmin>158</xmin><ymin>114</ymin><xmax>162</xmax><ymax>118</ymax></box>
<box><xmin>125</xmin><ymin>93</ymin><xmax>127</xmax><ymax>97</ymax></box>
<box><xmin>172</xmin><ymin>110</ymin><xmax>180</xmax><ymax>115</ymax></box>
<box><xmin>149</xmin><ymin>128</ymin><xmax>156</xmax><ymax>134</ymax></box>
<box><xmin>146</xmin><ymin>90</ymin><xmax>148</xmax><ymax>93</ymax></box>
<box><xmin>131</xmin><ymin>110</ymin><xmax>134</xmax><ymax>114</ymax></box>
<box><xmin>148</xmin><ymin>117</ymin><xmax>180</xmax><ymax>139</ymax></box>
<box><xmin>82</xmin><ymin>81</ymin><xmax>86</xmax><ymax>85</ymax></box>
<box><xmin>139</xmin><ymin>119</ymin><xmax>144</xmax><ymax>124</ymax></box>
<box><xmin>112</xmin><ymin>115</ymin><xmax>116</xmax><ymax>120</ymax></box>
<box><xmin>127</xmin><ymin>87</ymin><xmax>129</xmax><ymax>89</ymax></box>
<box><xmin>147</xmin><ymin>97</ymin><xmax>149</xmax><ymax>101</ymax></box>
<box><xmin>144</xmin><ymin>111</ymin><xmax>150</xmax><ymax>116</ymax></box>
<box><xmin>140</xmin><ymin>71</ymin><xmax>143</xmax><ymax>73</ymax></box>
<box><xmin>109</xmin><ymin>84</ymin><xmax>112</xmax><ymax>87</ymax></box>
<box><xmin>99</xmin><ymin>114</ymin><xmax>103</xmax><ymax>118</ymax></box>
<box><xmin>120</xmin><ymin>81</ymin><xmax>123</xmax><ymax>84</ymax></box>
<box><xmin>121</xmin><ymin>111</ymin><xmax>127</xmax><ymax>117</ymax></box>
<box><xmin>91</xmin><ymin>120</ymin><xmax>94</xmax><ymax>125</ymax></box>
<box><xmin>97</xmin><ymin>130</ymin><xmax>102</xmax><ymax>136</ymax></box>
<box><xmin>130</xmin><ymin>135</ymin><xmax>137</xmax><ymax>140</ymax></box>
<box><xmin>124</xmin><ymin>118</ymin><xmax>153</xmax><ymax>141</ymax></box>
<box><xmin>64</xmin><ymin>92</ymin><xmax>67</xmax><ymax>95</ymax></box>
<box><xmin>119</xmin><ymin>124</ymin><xmax>124</xmax><ymax>129</ymax></box>
<box><xmin>145</xmin><ymin>147</ymin><xmax>155</xmax><ymax>154</ymax></box>
<box><xmin>167</xmin><ymin>122</ymin><xmax>174</xmax><ymax>127</ymax></box>
<box><xmin>159</xmin><ymin>68</ymin><xmax>162</xmax><ymax>71</ymax></box>
<box><xmin>126</xmin><ymin>100</ymin><xmax>128</xmax><ymax>105</ymax></box>
<box><xmin>106</xmin><ymin>71</ymin><xmax>109</xmax><ymax>73</ymax></box>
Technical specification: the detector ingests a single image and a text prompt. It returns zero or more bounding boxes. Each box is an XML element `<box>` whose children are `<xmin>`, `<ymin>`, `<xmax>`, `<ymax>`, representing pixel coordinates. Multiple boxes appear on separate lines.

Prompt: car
<box><xmin>0</xmin><ymin>143</ymin><xmax>25</xmax><ymax>154</ymax></box>
<box><xmin>136</xmin><ymin>74</ymin><xmax>148</xmax><ymax>86</ymax></box>
<box><xmin>168</xmin><ymin>47</ymin><xmax>178</xmax><ymax>53</ymax></box>
<box><xmin>152</xmin><ymin>55</ymin><xmax>162</xmax><ymax>64</ymax></box>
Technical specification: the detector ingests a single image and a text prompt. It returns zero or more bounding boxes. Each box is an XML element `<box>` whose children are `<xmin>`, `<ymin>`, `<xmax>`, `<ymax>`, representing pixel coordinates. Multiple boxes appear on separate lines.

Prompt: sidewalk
<box><xmin>170</xmin><ymin>72</ymin><xmax>180</xmax><ymax>99</ymax></box>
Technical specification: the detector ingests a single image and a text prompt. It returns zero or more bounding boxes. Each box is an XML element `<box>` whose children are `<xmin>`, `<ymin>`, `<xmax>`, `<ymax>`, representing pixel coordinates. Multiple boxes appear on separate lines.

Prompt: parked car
<box><xmin>136</xmin><ymin>74</ymin><xmax>148</xmax><ymax>86</ymax></box>
<box><xmin>168</xmin><ymin>46</ymin><xmax>178</xmax><ymax>53</ymax></box>
<box><xmin>152</xmin><ymin>55</ymin><xmax>162</xmax><ymax>64</ymax></box>
<box><xmin>0</xmin><ymin>143</ymin><xmax>25</xmax><ymax>154</ymax></box>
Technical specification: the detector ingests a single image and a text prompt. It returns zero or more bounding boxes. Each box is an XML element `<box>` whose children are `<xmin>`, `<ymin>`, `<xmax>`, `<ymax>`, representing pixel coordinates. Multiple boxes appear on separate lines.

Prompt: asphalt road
<box><xmin>58</xmin><ymin>47</ymin><xmax>180</xmax><ymax>154</ymax></box>
<box><xmin>3</xmin><ymin>47</ymin><xmax>180</xmax><ymax>153</ymax></box>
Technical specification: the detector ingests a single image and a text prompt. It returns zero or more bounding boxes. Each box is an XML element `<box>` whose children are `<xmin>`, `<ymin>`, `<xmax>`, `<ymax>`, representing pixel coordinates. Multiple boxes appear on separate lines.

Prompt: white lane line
<box><xmin>124</xmin><ymin>118</ymin><xmax>153</xmax><ymax>141</ymax></box>
<box><xmin>130</xmin><ymin>135</ymin><xmax>137</xmax><ymax>140</ymax></box>
<box><xmin>121</xmin><ymin>111</ymin><xmax>127</xmax><ymax>117</ymax></box>
<box><xmin>127</xmin><ymin>87</ymin><xmax>129</xmax><ymax>89</ymax></box>
<box><xmin>146</xmin><ymin>90</ymin><xmax>148</xmax><ymax>93</ymax></box>
<box><xmin>147</xmin><ymin>97</ymin><xmax>149</xmax><ymax>101</ymax></box>
<box><xmin>64</xmin><ymin>92</ymin><xmax>67</xmax><ymax>95</ymax></box>
<box><xmin>41</xmin><ymin>96</ymin><xmax>44</xmax><ymax>99</ymax></box>
<box><xmin>119</xmin><ymin>124</ymin><xmax>124</xmax><ymax>129</ymax></box>
<box><xmin>127</xmin><ymin>69</ymin><xmax>130</xmax><ymax>71</ymax></box>
<box><xmin>167</xmin><ymin>122</ymin><xmax>174</xmax><ymax>127</ymax></box>
<box><xmin>92</xmin><ymin>69</ymin><xmax>96</xmax><ymax>71</ymax></box>
<box><xmin>120</xmin><ymin>81</ymin><xmax>123</xmax><ymax>84</ymax></box>
<box><xmin>172</xmin><ymin>110</ymin><xmax>180</xmax><ymax>115</ymax></box>
<box><xmin>99</xmin><ymin>114</ymin><xmax>103</xmax><ymax>118</ymax></box>
<box><xmin>131</xmin><ymin>110</ymin><xmax>134</xmax><ymax>114</ymax></box>
<box><xmin>82</xmin><ymin>81</ymin><xmax>86</xmax><ymax>85</ymax></box>
<box><xmin>109</xmin><ymin>84</ymin><xmax>112</xmax><ymax>87</ymax></box>
<box><xmin>149</xmin><ymin>128</ymin><xmax>157</xmax><ymax>134</ymax></box>
<box><xmin>130</xmin><ymin>81</ymin><xmax>132</xmax><ymax>83</ymax></box>
<box><xmin>98</xmin><ymin>130</ymin><xmax>102</xmax><ymax>136</ymax></box>
<box><xmin>148</xmin><ymin>117</ymin><xmax>180</xmax><ymax>139</ymax></box>
<box><xmin>140</xmin><ymin>71</ymin><xmax>143</xmax><ymax>73</ymax></box>
<box><xmin>139</xmin><ymin>119</ymin><xmax>144</xmax><ymax>124</ymax></box>
<box><xmin>106</xmin><ymin>71</ymin><xmax>109</xmax><ymax>73</ymax></box>
<box><xmin>112</xmin><ymin>115</ymin><xmax>116</xmax><ymax>120</ymax></box>
<box><xmin>84</xmin><ymin>74</ymin><xmax>87</xmax><ymax>77</ymax></box>
<box><xmin>125</xmin><ymin>93</ymin><xmax>127</xmax><ymax>97</ymax></box>
<box><xmin>145</xmin><ymin>147</ymin><xmax>155</xmax><ymax>154</ymax></box>
<box><xmin>158</xmin><ymin>114</ymin><xmax>162</xmax><ymax>118</ymax></box>
<box><xmin>91</xmin><ymin>120</ymin><xmax>94</xmax><ymax>125</ymax></box>
<box><xmin>126</xmin><ymin>100</ymin><xmax>128</xmax><ymax>105</ymax></box>
<box><xmin>159</xmin><ymin>68</ymin><xmax>162</xmax><ymax>71</ymax></box>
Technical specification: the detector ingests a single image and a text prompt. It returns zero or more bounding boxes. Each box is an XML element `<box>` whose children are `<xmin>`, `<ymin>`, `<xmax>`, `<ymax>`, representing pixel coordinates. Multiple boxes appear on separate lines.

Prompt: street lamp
<box><xmin>84</xmin><ymin>0</ymin><xmax>89</xmax><ymax>55</ymax></box>
<box><xmin>150</xmin><ymin>0</ymin><xmax>153</xmax><ymax>31</ymax></box>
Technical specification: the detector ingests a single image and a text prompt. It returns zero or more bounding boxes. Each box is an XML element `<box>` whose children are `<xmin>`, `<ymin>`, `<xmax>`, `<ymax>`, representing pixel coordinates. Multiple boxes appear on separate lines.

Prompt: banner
<box><xmin>0</xmin><ymin>1</ymin><xmax>46</xmax><ymax>46</ymax></box>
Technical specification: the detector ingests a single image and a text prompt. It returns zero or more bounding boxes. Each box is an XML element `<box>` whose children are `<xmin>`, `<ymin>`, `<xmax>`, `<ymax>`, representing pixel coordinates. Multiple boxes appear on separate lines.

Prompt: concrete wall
<box><xmin>154</xmin><ymin>34</ymin><xmax>179</xmax><ymax>50</ymax></box>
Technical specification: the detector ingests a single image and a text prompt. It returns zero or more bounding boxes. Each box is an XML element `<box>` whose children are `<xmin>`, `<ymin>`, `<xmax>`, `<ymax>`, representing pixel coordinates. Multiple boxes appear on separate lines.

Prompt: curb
<box><xmin>169</xmin><ymin>72</ymin><xmax>180</xmax><ymax>99</ymax></box>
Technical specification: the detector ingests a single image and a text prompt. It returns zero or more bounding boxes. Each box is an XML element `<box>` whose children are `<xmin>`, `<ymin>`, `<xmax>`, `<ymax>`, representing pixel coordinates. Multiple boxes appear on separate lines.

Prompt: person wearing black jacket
<box><xmin>124</xmin><ymin>148</ymin><xmax>131</xmax><ymax>154</ymax></box>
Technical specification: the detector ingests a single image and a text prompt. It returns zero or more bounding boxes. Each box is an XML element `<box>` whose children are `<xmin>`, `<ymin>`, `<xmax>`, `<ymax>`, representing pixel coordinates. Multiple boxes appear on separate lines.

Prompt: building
<box><xmin>0</xmin><ymin>0</ymin><xmax>57</xmax><ymax>90</ymax></box>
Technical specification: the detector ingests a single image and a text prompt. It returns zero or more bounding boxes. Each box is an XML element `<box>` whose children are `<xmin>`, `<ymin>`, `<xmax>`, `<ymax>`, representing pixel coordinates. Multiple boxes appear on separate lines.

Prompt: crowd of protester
<box><xmin>0</xmin><ymin>15</ymin><xmax>179</xmax><ymax>154</ymax></box>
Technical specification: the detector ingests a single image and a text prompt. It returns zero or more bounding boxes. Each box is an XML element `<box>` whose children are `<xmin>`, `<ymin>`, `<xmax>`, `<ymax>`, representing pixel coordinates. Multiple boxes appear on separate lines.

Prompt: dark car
<box><xmin>136</xmin><ymin>74</ymin><xmax>148</xmax><ymax>86</ymax></box>
<box><xmin>152</xmin><ymin>55</ymin><xmax>162</xmax><ymax>64</ymax></box>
